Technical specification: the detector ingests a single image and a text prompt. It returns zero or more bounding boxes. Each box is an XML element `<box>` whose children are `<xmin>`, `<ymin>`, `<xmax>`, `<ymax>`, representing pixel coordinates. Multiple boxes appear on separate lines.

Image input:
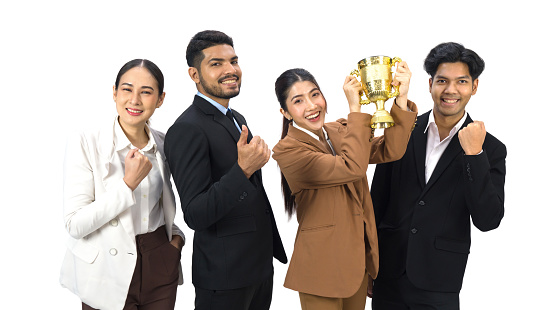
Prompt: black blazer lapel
<box><xmin>423</xmin><ymin>114</ymin><xmax>474</xmax><ymax>192</ymax></box>
<box><xmin>193</xmin><ymin>96</ymin><xmax>241</xmax><ymax>142</ymax></box>
<box><xmin>231</xmin><ymin>109</ymin><xmax>253</xmax><ymax>142</ymax></box>
<box><xmin>413</xmin><ymin>112</ymin><xmax>429</xmax><ymax>190</ymax></box>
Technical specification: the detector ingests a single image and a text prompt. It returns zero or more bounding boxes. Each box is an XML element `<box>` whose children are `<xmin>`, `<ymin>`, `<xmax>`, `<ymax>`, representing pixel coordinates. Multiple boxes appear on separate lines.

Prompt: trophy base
<box><xmin>371</xmin><ymin>110</ymin><xmax>395</xmax><ymax>129</ymax></box>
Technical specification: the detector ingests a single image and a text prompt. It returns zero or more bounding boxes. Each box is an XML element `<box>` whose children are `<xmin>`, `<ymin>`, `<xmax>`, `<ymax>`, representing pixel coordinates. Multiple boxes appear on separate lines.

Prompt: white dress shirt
<box><xmin>114</xmin><ymin>122</ymin><xmax>165</xmax><ymax>235</ymax></box>
<box><xmin>424</xmin><ymin>112</ymin><xmax>467</xmax><ymax>183</ymax></box>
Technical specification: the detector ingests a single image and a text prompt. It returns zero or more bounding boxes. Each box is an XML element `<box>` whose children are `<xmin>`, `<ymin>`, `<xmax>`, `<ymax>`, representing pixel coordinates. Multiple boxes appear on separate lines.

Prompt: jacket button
<box><xmin>109</xmin><ymin>248</ymin><xmax>118</xmax><ymax>256</ymax></box>
<box><xmin>110</xmin><ymin>219</ymin><xmax>118</xmax><ymax>227</ymax></box>
<box><xmin>238</xmin><ymin>192</ymin><xmax>248</xmax><ymax>201</ymax></box>
<box><xmin>411</xmin><ymin>228</ymin><xmax>418</xmax><ymax>234</ymax></box>
<box><xmin>418</xmin><ymin>201</ymin><xmax>425</xmax><ymax>206</ymax></box>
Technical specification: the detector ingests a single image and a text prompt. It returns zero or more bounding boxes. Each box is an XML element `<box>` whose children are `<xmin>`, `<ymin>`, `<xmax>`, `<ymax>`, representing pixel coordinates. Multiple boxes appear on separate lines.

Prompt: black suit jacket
<box><xmin>371</xmin><ymin>111</ymin><xmax>506</xmax><ymax>293</ymax></box>
<box><xmin>164</xmin><ymin>95</ymin><xmax>287</xmax><ymax>290</ymax></box>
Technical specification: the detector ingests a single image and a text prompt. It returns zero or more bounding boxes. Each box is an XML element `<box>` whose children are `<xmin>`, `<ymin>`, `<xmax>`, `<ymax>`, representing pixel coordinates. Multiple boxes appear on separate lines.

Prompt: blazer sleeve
<box><xmin>171</xmin><ymin>223</ymin><xmax>184</xmax><ymax>240</ymax></box>
<box><xmin>463</xmin><ymin>140</ymin><xmax>506</xmax><ymax>231</ymax></box>
<box><xmin>165</xmin><ymin>121</ymin><xmax>257</xmax><ymax>231</ymax></box>
<box><xmin>369</xmin><ymin>100</ymin><xmax>418</xmax><ymax>164</ymax></box>
<box><xmin>273</xmin><ymin>112</ymin><xmax>373</xmax><ymax>190</ymax></box>
<box><xmin>63</xmin><ymin>133</ymin><xmax>136</xmax><ymax>239</ymax></box>
<box><xmin>370</xmin><ymin>161</ymin><xmax>393</xmax><ymax>226</ymax></box>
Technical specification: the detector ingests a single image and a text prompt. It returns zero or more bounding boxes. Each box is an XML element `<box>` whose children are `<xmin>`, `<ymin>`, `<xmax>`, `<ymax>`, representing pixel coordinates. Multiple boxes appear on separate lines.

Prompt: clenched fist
<box><xmin>123</xmin><ymin>148</ymin><xmax>152</xmax><ymax>190</ymax></box>
<box><xmin>458</xmin><ymin>121</ymin><xmax>486</xmax><ymax>155</ymax></box>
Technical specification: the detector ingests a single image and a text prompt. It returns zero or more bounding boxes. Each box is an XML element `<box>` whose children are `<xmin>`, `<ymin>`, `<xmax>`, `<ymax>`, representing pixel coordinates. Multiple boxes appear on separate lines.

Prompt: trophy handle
<box><xmin>350</xmin><ymin>69</ymin><xmax>371</xmax><ymax>105</ymax></box>
<box><xmin>389</xmin><ymin>57</ymin><xmax>402</xmax><ymax>98</ymax></box>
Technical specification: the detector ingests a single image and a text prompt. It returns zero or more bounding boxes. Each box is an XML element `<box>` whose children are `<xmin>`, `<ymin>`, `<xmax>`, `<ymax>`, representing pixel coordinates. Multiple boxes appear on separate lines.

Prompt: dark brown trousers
<box><xmin>82</xmin><ymin>226</ymin><xmax>180</xmax><ymax>310</ymax></box>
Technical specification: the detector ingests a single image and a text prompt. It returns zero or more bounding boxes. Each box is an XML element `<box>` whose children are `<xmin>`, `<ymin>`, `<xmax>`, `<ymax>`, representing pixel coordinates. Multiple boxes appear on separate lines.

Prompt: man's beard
<box><xmin>199</xmin><ymin>73</ymin><xmax>241</xmax><ymax>100</ymax></box>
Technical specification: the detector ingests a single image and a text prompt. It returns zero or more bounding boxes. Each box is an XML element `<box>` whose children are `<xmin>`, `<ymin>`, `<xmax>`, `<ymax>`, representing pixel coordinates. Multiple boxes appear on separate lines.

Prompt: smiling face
<box><xmin>281</xmin><ymin>81</ymin><xmax>327</xmax><ymax>136</ymax></box>
<box><xmin>113</xmin><ymin>66</ymin><xmax>164</xmax><ymax>131</ymax></box>
<box><xmin>188</xmin><ymin>44</ymin><xmax>241</xmax><ymax>107</ymax></box>
<box><xmin>429</xmin><ymin>62</ymin><xmax>478</xmax><ymax>124</ymax></box>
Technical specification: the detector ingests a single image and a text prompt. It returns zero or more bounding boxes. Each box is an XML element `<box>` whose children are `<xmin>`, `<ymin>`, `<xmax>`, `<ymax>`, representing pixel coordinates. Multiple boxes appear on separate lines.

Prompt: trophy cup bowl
<box><xmin>351</xmin><ymin>56</ymin><xmax>402</xmax><ymax>129</ymax></box>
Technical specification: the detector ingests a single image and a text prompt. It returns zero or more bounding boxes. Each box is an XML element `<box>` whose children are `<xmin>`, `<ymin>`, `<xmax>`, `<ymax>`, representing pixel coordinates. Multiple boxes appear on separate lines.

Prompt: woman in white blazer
<box><xmin>60</xmin><ymin>59</ymin><xmax>185</xmax><ymax>310</ymax></box>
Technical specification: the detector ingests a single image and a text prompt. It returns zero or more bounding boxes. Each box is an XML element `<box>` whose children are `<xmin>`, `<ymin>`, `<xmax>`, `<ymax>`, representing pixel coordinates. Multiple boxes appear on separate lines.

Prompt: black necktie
<box><xmin>226</xmin><ymin>109</ymin><xmax>235</xmax><ymax>124</ymax></box>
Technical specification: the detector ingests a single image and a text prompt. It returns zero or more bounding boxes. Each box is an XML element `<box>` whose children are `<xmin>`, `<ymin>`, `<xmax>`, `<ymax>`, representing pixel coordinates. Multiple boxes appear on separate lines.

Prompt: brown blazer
<box><xmin>272</xmin><ymin>102</ymin><xmax>417</xmax><ymax>298</ymax></box>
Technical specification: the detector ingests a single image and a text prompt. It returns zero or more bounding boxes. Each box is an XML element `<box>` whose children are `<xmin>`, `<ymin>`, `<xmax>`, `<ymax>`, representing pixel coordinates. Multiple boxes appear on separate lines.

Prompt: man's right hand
<box><xmin>237</xmin><ymin>125</ymin><xmax>270</xmax><ymax>179</ymax></box>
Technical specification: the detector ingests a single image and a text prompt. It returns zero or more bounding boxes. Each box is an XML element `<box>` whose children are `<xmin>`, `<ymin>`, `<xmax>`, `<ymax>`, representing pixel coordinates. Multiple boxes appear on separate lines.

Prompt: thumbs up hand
<box><xmin>237</xmin><ymin>125</ymin><xmax>270</xmax><ymax>179</ymax></box>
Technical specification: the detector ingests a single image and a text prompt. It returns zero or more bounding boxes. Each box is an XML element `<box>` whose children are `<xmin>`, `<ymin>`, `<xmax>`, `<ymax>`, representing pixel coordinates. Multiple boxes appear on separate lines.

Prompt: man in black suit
<box><xmin>370</xmin><ymin>42</ymin><xmax>506</xmax><ymax>309</ymax></box>
<box><xmin>164</xmin><ymin>30</ymin><xmax>287</xmax><ymax>310</ymax></box>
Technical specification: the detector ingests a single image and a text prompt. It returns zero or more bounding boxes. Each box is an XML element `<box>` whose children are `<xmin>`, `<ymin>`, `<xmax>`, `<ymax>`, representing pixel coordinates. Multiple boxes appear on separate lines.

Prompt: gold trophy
<box><xmin>351</xmin><ymin>56</ymin><xmax>402</xmax><ymax>129</ymax></box>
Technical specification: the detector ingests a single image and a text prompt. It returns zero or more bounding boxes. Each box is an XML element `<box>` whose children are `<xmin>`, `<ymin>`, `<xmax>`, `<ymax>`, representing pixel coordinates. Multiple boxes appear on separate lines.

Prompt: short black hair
<box><xmin>186</xmin><ymin>30</ymin><xmax>234</xmax><ymax>69</ymax></box>
<box><xmin>424</xmin><ymin>42</ymin><xmax>485</xmax><ymax>81</ymax></box>
<box><xmin>115</xmin><ymin>59</ymin><xmax>164</xmax><ymax>96</ymax></box>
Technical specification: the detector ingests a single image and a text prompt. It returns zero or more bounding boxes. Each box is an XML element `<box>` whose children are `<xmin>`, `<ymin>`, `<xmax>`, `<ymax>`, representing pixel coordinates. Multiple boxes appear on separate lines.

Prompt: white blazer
<box><xmin>60</xmin><ymin>117</ymin><xmax>183</xmax><ymax>310</ymax></box>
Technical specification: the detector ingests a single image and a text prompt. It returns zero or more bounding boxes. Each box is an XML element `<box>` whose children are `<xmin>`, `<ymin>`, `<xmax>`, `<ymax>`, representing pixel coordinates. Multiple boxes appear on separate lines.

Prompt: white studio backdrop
<box><xmin>1</xmin><ymin>0</ymin><xmax>555</xmax><ymax>309</ymax></box>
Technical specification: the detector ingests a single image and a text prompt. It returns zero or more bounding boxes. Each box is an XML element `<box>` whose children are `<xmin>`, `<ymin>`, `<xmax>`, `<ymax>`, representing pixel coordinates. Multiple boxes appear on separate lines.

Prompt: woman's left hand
<box><xmin>170</xmin><ymin>235</ymin><xmax>184</xmax><ymax>250</ymax></box>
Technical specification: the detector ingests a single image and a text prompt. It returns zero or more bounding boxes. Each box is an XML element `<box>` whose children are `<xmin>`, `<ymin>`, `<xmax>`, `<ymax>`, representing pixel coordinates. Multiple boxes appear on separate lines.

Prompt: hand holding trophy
<box><xmin>350</xmin><ymin>56</ymin><xmax>402</xmax><ymax>129</ymax></box>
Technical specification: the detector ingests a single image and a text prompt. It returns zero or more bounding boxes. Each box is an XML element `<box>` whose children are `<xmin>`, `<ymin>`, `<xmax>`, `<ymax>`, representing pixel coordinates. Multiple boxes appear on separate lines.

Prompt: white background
<box><xmin>2</xmin><ymin>0</ymin><xmax>555</xmax><ymax>309</ymax></box>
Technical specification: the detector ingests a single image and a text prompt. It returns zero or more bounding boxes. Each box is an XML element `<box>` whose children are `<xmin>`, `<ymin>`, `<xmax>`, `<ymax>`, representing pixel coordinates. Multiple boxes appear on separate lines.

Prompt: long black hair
<box><xmin>274</xmin><ymin>68</ymin><xmax>322</xmax><ymax>218</ymax></box>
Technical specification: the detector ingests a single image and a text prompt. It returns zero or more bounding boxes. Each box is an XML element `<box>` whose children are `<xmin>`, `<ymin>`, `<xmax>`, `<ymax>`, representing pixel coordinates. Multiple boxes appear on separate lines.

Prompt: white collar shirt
<box><xmin>293</xmin><ymin>121</ymin><xmax>336</xmax><ymax>155</ymax></box>
<box><xmin>424</xmin><ymin>112</ymin><xmax>467</xmax><ymax>183</ymax></box>
<box><xmin>114</xmin><ymin>121</ymin><xmax>164</xmax><ymax>236</ymax></box>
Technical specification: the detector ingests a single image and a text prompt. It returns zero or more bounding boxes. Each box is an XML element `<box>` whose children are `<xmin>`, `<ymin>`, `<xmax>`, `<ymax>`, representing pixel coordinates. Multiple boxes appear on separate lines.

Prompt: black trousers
<box><xmin>82</xmin><ymin>226</ymin><xmax>180</xmax><ymax>310</ymax></box>
<box><xmin>372</xmin><ymin>272</ymin><xmax>459</xmax><ymax>310</ymax></box>
<box><xmin>194</xmin><ymin>274</ymin><xmax>273</xmax><ymax>310</ymax></box>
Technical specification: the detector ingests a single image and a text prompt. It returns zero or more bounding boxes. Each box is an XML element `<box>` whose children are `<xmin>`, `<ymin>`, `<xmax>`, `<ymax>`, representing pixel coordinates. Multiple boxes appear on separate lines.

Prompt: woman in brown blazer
<box><xmin>272</xmin><ymin>67</ymin><xmax>418</xmax><ymax>310</ymax></box>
